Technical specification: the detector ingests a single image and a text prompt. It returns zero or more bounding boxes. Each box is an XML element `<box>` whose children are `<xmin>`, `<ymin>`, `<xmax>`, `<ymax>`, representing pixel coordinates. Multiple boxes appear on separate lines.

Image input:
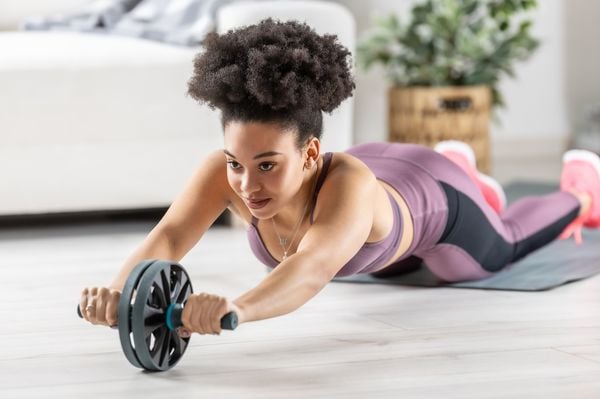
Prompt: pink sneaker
<box><xmin>434</xmin><ymin>140</ymin><xmax>507</xmax><ymax>214</ymax></box>
<box><xmin>558</xmin><ymin>149</ymin><xmax>600</xmax><ymax>244</ymax></box>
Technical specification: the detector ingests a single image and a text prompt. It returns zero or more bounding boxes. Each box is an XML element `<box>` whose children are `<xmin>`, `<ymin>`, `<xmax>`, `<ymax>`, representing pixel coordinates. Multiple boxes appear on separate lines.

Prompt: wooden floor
<box><xmin>1</xmin><ymin>220</ymin><xmax>600</xmax><ymax>398</ymax></box>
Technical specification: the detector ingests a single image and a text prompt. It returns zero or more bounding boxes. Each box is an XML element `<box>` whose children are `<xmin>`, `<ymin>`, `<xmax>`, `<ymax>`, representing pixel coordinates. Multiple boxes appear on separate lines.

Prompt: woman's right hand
<box><xmin>79</xmin><ymin>287</ymin><xmax>121</xmax><ymax>327</ymax></box>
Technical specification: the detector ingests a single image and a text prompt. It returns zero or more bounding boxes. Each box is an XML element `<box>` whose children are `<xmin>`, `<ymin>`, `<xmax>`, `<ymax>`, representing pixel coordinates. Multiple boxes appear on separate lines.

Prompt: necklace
<box><xmin>271</xmin><ymin>162</ymin><xmax>319</xmax><ymax>261</ymax></box>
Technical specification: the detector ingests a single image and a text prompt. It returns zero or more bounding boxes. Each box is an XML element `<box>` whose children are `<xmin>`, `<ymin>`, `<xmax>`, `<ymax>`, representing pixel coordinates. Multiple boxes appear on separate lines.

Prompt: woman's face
<box><xmin>223</xmin><ymin>121</ymin><xmax>307</xmax><ymax>218</ymax></box>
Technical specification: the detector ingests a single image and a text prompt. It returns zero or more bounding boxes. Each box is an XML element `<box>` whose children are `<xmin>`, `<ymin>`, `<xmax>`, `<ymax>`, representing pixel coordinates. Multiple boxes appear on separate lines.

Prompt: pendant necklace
<box><xmin>271</xmin><ymin>161</ymin><xmax>319</xmax><ymax>261</ymax></box>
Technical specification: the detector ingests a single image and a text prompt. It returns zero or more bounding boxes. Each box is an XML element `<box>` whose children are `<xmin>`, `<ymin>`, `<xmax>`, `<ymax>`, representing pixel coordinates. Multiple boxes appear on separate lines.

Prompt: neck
<box><xmin>272</xmin><ymin>156</ymin><xmax>322</xmax><ymax>229</ymax></box>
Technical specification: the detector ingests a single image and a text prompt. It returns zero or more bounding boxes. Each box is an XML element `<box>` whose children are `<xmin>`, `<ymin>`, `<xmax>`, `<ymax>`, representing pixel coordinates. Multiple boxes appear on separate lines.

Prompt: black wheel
<box><xmin>131</xmin><ymin>260</ymin><xmax>193</xmax><ymax>371</ymax></box>
<box><xmin>117</xmin><ymin>259</ymin><xmax>157</xmax><ymax>369</ymax></box>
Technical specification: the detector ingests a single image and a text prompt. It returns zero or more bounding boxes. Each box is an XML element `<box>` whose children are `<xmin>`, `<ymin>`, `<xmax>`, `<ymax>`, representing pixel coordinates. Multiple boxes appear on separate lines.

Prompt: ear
<box><xmin>303</xmin><ymin>137</ymin><xmax>321</xmax><ymax>169</ymax></box>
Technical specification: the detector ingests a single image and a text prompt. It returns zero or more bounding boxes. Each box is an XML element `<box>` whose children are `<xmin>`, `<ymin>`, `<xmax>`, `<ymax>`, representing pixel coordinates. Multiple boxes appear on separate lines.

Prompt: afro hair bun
<box><xmin>187</xmin><ymin>18</ymin><xmax>355</xmax><ymax>114</ymax></box>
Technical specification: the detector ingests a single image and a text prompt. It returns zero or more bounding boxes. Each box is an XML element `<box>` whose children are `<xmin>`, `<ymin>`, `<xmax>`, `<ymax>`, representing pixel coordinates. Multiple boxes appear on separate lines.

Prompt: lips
<box><xmin>245</xmin><ymin>198</ymin><xmax>271</xmax><ymax>209</ymax></box>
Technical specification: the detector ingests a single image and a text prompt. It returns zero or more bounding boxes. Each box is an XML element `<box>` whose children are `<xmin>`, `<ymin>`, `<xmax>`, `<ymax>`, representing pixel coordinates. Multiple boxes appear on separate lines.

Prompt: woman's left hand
<box><xmin>178</xmin><ymin>292</ymin><xmax>242</xmax><ymax>337</ymax></box>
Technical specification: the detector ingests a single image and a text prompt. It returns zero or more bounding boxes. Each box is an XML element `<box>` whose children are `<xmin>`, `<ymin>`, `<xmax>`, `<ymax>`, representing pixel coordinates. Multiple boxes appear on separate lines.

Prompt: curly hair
<box><xmin>187</xmin><ymin>18</ymin><xmax>355</xmax><ymax>149</ymax></box>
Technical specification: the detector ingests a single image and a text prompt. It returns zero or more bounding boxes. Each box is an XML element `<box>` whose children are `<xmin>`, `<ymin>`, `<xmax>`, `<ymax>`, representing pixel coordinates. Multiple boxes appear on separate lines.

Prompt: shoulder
<box><xmin>312</xmin><ymin>151</ymin><xmax>378</xmax><ymax>220</ymax></box>
<box><xmin>201</xmin><ymin>148</ymin><xmax>228</xmax><ymax>171</ymax></box>
<box><xmin>188</xmin><ymin>148</ymin><xmax>237</xmax><ymax>206</ymax></box>
<box><xmin>325</xmin><ymin>151</ymin><xmax>377</xmax><ymax>188</ymax></box>
<box><xmin>152</xmin><ymin>148</ymin><xmax>235</xmax><ymax>249</ymax></box>
<box><xmin>196</xmin><ymin>148</ymin><xmax>228</xmax><ymax>182</ymax></box>
<box><xmin>297</xmin><ymin>152</ymin><xmax>380</xmax><ymax>277</ymax></box>
<box><xmin>198</xmin><ymin>149</ymin><xmax>250</xmax><ymax>225</ymax></box>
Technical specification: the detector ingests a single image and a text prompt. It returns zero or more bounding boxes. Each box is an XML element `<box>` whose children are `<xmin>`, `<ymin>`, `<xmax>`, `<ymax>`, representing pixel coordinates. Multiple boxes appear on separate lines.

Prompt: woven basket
<box><xmin>388</xmin><ymin>85</ymin><xmax>492</xmax><ymax>173</ymax></box>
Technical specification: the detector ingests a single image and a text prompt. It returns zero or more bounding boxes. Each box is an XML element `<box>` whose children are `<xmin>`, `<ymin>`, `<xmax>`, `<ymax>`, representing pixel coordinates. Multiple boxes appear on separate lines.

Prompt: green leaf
<box><xmin>461</xmin><ymin>0</ymin><xmax>479</xmax><ymax>16</ymax></box>
<box><xmin>355</xmin><ymin>0</ymin><xmax>540</xmax><ymax>109</ymax></box>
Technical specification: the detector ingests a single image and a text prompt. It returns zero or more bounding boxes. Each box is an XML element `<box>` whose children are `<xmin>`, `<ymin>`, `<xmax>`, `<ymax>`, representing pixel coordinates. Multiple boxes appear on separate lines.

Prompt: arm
<box><xmin>233</xmin><ymin>161</ymin><xmax>378</xmax><ymax>323</ymax></box>
<box><xmin>83</xmin><ymin>149</ymin><xmax>234</xmax><ymax>327</ymax></box>
<box><xmin>108</xmin><ymin>149</ymin><xmax>233</xmax><ymax>290</ymax></box>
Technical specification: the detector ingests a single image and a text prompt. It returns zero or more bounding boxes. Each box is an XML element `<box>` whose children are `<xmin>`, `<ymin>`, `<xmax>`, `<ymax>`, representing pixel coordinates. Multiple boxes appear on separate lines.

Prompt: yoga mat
<box><xmin>333</xmin><ymin>181</ymin><xmax>600</xmax><ymax>291</ymax></box>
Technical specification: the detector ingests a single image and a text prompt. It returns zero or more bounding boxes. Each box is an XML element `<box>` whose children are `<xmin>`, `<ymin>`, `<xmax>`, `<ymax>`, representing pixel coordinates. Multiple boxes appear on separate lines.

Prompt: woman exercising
<box><xmin>80</xmin><ymin>18</ymin><xmax>600</xmax><ymax>338</ymax></box>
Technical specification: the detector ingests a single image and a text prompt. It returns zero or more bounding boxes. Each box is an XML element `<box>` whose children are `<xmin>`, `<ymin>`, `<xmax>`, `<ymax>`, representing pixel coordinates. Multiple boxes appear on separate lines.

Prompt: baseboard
<box><xmin>0</xmin><ymin>208</ymin><xmax>231</xmax><ymax>229</ymax></box>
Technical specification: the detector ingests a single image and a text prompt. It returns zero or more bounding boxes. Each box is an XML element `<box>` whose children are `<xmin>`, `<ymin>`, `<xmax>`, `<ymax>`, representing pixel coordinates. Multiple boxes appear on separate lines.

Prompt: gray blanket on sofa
<box><xmin>21</xmin><ymin>0</ymin><xmax>267</xmax><ymax>46</ymax></box>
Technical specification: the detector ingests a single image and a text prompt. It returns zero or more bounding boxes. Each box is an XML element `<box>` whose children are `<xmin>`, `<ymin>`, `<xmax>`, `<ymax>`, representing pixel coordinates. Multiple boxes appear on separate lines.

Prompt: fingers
<box><xmin>80</xmin><ymin>288</ymin><xmax>89</xmax><ymax>322</ymax></box>
<box><xmin>95</xmin><ymin>288</ymin><xmax>109</xmax><ymax>325</ymax></box>
<box><xmin>105</xmin><ymin>290</ymin><xmax>120</xmax><ymax>327</ymax></box>
<box><xmin>87</xmin><ymin>287</ymin><xmax>98</xmax><ymax>324</ymax></box>
<box><xmin>199</xmin><ymin>294</ymin><xmax>223</xmax><ymax>335</ymax></box>
<box><xmin>209</xmin><ymin>298</ymin><xmax>225</xmax><ymax>335</ymax></box>
<box><xmin>180</xmin><ymin>297</ymin><xmax>194</xmax><ymax>338</ymax></box>
<box><xmin>180</xmin><ymin>293</ymin><xmax>228</xmax><ymax>337</ymax></box>
<box><xmin>79</xmin><ymin>286</ymin><xmax>120</xmax><ymax>327</ymax></box>
<box><xmin>199</xmin><ymin>294</ymin><xmax>214</xmax><ymax>334</ymax></box>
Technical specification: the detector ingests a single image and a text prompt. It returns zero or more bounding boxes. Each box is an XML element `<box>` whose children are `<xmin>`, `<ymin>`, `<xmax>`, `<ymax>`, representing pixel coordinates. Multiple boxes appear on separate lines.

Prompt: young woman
<box><xmin>80</xmin><ymin>18</ymin><xmax>600</xmax><ymax>338</ymax></box>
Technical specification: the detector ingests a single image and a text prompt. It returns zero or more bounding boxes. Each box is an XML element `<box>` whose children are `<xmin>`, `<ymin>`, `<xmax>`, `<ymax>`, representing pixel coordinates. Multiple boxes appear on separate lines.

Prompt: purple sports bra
<box><xmin>246</xmin><ymin>152</ymin><xmax>404</xmax><ymax>277</ymax></box>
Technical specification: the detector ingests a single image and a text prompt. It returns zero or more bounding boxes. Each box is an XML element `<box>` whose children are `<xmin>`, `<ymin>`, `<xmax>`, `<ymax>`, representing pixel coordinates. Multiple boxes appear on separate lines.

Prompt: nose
<box><xmin>240</xmin><ymin>172</ymin><xmax>261</xmax><ymax>195</ymax></box>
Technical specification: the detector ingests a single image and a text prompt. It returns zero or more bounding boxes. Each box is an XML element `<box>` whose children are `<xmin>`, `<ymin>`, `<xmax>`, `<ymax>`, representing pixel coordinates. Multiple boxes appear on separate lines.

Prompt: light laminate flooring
<box><xmin>1</xmin><ymin>220</ymin><xmax>599</xmax><ymax>398</ymax></box>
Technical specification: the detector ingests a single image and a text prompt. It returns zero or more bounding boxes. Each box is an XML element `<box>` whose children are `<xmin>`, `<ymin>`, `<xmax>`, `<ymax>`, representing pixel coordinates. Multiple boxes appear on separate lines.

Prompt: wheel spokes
<box><xmin>131</xmin><ymin>261</ymin><xmax>193</xmax><ymax>371</ymax></box>
<box><xmin>150</xmin><ymin>327</ymin><xmax>172</xmax><ymax>369</ymax></box>
<box><xmin>143</xmin><ymin>306</ymin><xmax>164</xmax><ymax>336</ymax></box>
<box><xmin>150</xmin><ymin>271</ymin><xmax>170</xmax><ymax>309</ymax></box>
<box><xmin>175</xmin><ymin>278</ymin><xmax>191</xmax><ymax>304</ymax></box>
<box><xmin>160</xmin><ymin>269</ymin><xmax>172</xmax><ymax>306</ymax></box>
<box><xmin>172</xmin><ymin>332</ymin><xmax>187</xmax><ymax>356</ymax></box>
<box><xmin>170</xmin><ymin>268</ymin><xmax>181</xmax><ymax>301</ymax></box>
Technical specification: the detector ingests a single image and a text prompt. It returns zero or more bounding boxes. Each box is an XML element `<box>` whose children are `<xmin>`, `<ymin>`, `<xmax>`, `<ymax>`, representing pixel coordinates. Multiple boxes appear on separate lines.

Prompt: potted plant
<box><xmin>356</xmin><ymin>0</ymin><xmax>540</xmax><ymax>172</ymax></box>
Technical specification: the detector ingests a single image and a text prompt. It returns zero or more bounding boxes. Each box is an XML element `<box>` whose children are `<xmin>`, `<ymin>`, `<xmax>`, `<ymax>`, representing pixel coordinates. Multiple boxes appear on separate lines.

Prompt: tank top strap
<box><xmin>309</xmin><ymin>152</ymin><xmax>334</xmax><ymax>224</ymax></box>
<box><xmin>250</xmin><ymin>215</ymin><xmax>259</xmax><ymax>226</ymax></box>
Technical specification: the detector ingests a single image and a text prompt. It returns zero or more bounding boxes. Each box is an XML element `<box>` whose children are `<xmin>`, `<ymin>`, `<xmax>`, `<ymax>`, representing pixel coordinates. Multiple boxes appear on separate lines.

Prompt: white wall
<box><xmin>332</xmin><ymin>0</ymin><xmax>574</xmax><ymax>145</ymax></box>
<box><xmin>565</xmin><ymin>0</ymin><xmax>600</xmax><ymax>134</ymax></box>
<box><xmin>493</xmin><ymin>0</ymin><xmax>567</xmax><ymax>139</ymax></box>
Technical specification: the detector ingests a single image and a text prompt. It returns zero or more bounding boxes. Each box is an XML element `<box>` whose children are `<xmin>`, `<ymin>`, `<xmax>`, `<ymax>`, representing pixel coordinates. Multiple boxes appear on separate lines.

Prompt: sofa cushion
<box><xmin>0</xmin><ymin>31</ymin><xmax>212</xmax><ymax>146</ymax></box>
<box><xmin>0</xmin><ymin>31</ymin><xmax>222</xmax><ymax>214</ymax></box>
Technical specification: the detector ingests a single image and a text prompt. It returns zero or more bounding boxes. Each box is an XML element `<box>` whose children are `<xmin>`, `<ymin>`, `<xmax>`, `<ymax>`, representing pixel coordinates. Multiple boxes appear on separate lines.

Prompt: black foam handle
<box><xmin>221</xmin><ymin>311</ymin><xmax>239</xmax><ymax>330</ymax></box>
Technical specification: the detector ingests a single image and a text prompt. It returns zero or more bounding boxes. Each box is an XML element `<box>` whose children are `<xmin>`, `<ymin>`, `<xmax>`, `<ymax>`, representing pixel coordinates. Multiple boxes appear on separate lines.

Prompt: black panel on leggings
<box><xmin>437</xmin><ymin>182</ymin><xmax>580</xmax><ymax>272</ymax></box>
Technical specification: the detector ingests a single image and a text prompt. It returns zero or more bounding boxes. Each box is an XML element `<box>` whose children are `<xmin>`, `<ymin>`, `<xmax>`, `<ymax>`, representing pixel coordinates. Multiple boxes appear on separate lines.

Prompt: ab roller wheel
<box><xmin>77</xmin><ymin>260</ymin><xmax>238</xmax><ymax>371</ymax></box>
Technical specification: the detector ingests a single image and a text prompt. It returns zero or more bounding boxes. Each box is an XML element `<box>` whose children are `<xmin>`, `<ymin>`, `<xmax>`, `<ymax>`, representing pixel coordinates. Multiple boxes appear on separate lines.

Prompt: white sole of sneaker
<box><xmin>562</xmin><ymin>149</ymin><xmax>600</xmax><ymax>227</ymax></box>
<box><xmin>563</xmin><ymin>149</ymin><xmax>600</xmax><ymax>178</ymax></box>
<box><xmin>434</xmin><ymin>140</ymin><xmax>507</xmax><ymax>209</ymax></box>
<box><xmin>477</xmin><ymin>172</ymin><xmax>507</xmax><ymax>209</ymax></box>
<box><xmin>433</xmin><ymin>140</ymin><xmax>476</xmax><ymax>166</ymax></box>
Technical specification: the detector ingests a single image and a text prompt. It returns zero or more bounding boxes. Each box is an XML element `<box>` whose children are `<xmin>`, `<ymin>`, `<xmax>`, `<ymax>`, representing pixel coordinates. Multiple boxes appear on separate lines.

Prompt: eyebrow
<box><xmin>223</xmin><ymin>150</ymin><xmax>283</xmax><ymax>160</ymax></box>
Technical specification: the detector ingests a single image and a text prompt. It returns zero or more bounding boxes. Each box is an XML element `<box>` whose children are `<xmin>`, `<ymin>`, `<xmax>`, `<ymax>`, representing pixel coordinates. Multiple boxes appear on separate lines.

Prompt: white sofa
<box><xmin>0</xmin><ymin>0</ymin><xmax>355</xmax><ymax>216</ymax></box>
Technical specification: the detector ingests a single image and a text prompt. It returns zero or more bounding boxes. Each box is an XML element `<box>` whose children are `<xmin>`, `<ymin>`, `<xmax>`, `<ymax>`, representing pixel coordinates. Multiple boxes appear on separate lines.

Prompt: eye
<box><xmin>226</xmin><ymin>160</ymin><xmax>241</xmax><ymax>170</ymax></box>
<box><xmin>259</xmin><ymin>163</ymin><xmax>275</xmax><ymax>172</ymax></box>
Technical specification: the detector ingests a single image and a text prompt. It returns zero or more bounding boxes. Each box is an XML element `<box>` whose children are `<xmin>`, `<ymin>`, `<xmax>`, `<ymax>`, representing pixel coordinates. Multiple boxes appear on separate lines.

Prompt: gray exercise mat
<box><xmin>332</xmin><ymin>181</ymin><xmax>600</xmax><ymax>291</ymax></box>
